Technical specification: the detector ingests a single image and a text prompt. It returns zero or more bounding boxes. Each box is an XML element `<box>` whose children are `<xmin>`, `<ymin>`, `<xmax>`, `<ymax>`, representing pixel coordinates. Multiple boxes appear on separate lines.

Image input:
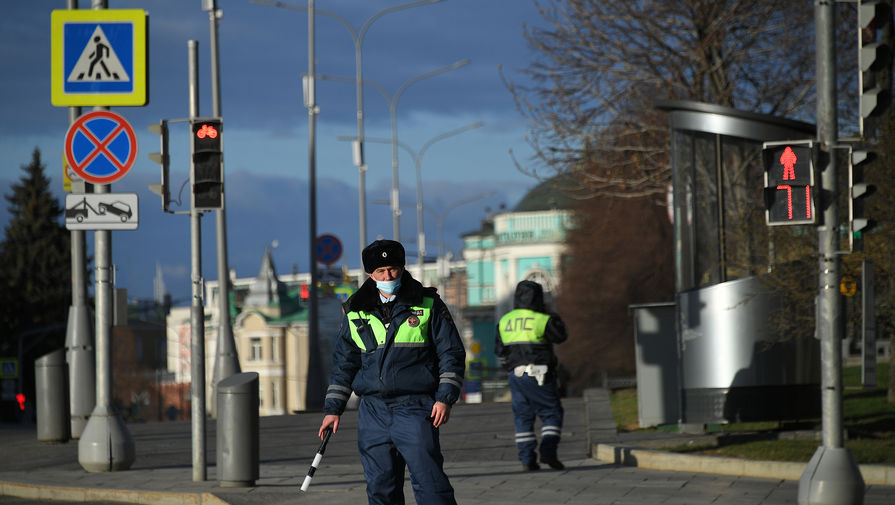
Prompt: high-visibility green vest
<box><xmin>499</xmin><ymin>309</ymin><xmax>550</xmax><ymax>344</ymax></box>
<box><xmin>346</xmin><ymin>297</ymin><xmax>434</xmax><ymax>352</ymax></box>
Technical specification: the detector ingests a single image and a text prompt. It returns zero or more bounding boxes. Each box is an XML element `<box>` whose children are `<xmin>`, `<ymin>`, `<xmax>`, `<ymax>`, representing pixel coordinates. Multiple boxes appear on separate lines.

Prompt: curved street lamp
<box><xmin>252</xmin><ymin>0</ymin><xmax>443</xmax><ymax>265</ymax></box>
<box><xmin>387</xmin><ymin>60</ymin><xmax>470</xmax><ymax>240</ymax></box>
<box><xmin>319</xmin><ymin>59</ymin><xmax>471</xmax><ymax>241</ymax></box>
<box><xmin>345</xmin><ymin>121</ymin><xmax>485</xmax><ymax>277</ymax></box>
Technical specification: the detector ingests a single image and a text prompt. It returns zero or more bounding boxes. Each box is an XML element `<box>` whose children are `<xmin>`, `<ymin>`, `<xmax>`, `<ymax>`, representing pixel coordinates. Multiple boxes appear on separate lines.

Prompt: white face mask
<box><xmin>376</xmin><ymin>278</ymin><xmax>401</xmax><ymax>295</ymax></box>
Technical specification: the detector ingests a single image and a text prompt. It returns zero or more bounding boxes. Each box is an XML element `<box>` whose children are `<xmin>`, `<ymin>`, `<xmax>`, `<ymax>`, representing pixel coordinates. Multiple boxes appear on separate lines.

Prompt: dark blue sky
<box><xmin>1</xmin><ymin>1</ymin><xmax>552</xmax><ymax>300</ymax></box>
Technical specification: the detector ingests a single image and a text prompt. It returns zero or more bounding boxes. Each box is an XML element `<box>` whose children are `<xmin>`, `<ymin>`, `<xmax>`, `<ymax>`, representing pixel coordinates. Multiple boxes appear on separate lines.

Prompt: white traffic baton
<box><xmin>300</xmin><ymin>427</ymin><xmax>333</xmax><ymax>492</ymax></box>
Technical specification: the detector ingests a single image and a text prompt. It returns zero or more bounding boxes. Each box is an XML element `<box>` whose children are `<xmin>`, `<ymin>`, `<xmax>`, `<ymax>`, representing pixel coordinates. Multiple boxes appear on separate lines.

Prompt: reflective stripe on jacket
<box><xmin>347</xmin><ymin>296</ymin><xmax>434</xmax><ymax>351</ymax></box>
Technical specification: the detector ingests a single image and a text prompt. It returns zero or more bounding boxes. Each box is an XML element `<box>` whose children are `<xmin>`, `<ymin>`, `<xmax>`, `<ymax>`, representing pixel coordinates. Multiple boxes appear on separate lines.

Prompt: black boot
<box><xmin>540</xmin><ymin>456</ymin><xmax>564</xmax><ymax>470</ymax></box>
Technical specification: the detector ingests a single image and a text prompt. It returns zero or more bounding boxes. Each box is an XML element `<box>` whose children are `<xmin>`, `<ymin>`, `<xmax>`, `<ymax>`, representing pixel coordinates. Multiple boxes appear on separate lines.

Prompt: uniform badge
<box><xmin>407</xmin><ymin>315</ymin><xmax>420</xmax><ymax>327</ymax></box>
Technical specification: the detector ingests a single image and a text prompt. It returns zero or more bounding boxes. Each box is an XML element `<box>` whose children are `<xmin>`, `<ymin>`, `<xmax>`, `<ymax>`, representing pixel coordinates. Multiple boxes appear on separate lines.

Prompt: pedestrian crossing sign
<box><xmin>51</xmin><ymin>9</ymin><xmax>147</xmax><ymax>107</ymax></box>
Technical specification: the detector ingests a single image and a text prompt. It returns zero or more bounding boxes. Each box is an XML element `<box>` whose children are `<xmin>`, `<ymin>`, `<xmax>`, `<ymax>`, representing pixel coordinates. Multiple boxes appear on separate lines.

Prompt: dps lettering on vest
<box><xmin>499</xmin><ymin>309</ymin><xmax>550</xmax><ymax>344</ymax></box>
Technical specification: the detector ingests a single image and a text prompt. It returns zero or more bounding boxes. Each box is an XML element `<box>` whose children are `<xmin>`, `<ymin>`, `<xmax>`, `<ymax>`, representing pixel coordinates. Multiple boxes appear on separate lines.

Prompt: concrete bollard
<box><xmin>216</xmin><ymin>372</ymin><xmax>259</xmax><ymax>487</ymax></box>
<box><xmin>35</xmin><ymin>349</ymin><xmax>70</xmax><ymax>444</ymax></box>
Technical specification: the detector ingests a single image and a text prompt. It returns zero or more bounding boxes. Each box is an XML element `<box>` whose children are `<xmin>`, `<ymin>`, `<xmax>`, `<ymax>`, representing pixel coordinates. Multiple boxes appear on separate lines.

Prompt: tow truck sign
<box><xmin>65</xmin><ymin>192</ymin><xmax>139</xmax><ymax>230</ymax></box>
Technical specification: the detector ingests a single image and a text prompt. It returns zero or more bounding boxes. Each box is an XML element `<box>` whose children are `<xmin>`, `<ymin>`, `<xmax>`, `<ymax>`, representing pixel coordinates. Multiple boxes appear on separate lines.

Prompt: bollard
<box><xmin>35</xmin><ymin>349</ymin><xmax>70</xmax><ymax>444</ymax></box>
<box><xmin>216</xmin><ymin>372</ymin><xmax>259</xmax><ymax>487</ymax></box>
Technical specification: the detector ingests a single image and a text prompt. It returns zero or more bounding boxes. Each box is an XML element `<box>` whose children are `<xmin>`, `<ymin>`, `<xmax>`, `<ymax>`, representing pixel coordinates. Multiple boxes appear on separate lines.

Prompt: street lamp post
<box><xmin>319</xmin><ymin>59</ymin><xmax>471</xmax><ymax>241</ymax></box>
<box><xmin>201</xmin><ymin>0</ymin><xmax>241</xmax><ymax>420</ymax></box>
<box><xmin>251</xmin><ymin>0</ymin><xmax>442</xmax><ymax>264</ymax></box>
<box><xmin>387</xmin><ymin>60</ymin><xmax>470</xmax><ymax>240</ymax></box>
<box><xmin>345</xmin><ymin>121</ymin><xmax>484</xmax><ymax>278</ymax></box>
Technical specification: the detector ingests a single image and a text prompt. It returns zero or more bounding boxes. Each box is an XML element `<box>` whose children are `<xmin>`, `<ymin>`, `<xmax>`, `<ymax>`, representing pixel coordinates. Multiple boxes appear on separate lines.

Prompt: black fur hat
<box><xmin>362</xmin><ymin>239</ymin><xmax>406</xmax><ymax>273</ymax></box>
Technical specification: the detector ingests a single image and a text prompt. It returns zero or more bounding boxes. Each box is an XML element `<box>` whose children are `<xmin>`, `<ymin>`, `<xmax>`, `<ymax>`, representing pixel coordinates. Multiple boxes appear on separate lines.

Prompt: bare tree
<box><xmin>506</xmin><ymin>0</ymin><xmax>856</xmax><ymax>198</ymax></box>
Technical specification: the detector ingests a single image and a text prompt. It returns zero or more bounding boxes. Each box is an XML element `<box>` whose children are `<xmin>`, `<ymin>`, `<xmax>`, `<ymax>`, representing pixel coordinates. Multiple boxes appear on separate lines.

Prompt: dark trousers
<box><xmin>508</xmin><ymin>372</ymin><xmax>564</xmax><ymax>465</ymax></box>
<box><xmin>357</xmin><ymin>395</ymin><xmax>457</xmax><ymax>505</ymax></box>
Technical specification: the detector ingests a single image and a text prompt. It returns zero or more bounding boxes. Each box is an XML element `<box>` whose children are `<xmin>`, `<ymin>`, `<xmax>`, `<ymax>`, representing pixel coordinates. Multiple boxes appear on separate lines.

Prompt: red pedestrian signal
<box><xmin>15</xmin><ymin>393</ymin><xmax>25</xmax><ymax>411</ymax></box>
<box><xmin>763</xmin><ymin>142</ymin><xmax>816</xmax><ymax>226</ymax></box>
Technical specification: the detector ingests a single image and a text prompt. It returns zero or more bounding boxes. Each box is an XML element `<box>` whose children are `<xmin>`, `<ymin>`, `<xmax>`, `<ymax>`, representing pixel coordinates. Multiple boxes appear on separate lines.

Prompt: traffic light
<box><xmin>762</xmin><ymin>141</ymin><xmax>816</xmax><ymax>226</ymax></box>
<box><xmin>859</xmin><ymin>0</ymin><xmax>891</xmax><ymax>124</ymax></box>
<box><xmin>147</xmin><ymin>120</ymin><xmax>171</xmax><ymax>212</ymax></box>
<box><xmin>849</xmin><ymin>148</ymin><xmax>877</xmax><ymax>251</ymax></box>
<box><xmin>191</xmin><ymin>118</ymin><xmax>223</xmax><ymax>210</ymax></box>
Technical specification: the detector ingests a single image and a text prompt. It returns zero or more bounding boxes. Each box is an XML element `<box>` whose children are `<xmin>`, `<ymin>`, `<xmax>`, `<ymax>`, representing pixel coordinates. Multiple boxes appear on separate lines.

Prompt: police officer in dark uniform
<box><xmin>318</xmin><ymin>239</ymin><xmax>466</xmax><ymax>505</ymax></box>
<box><xmin>496</xmin><ymin>280</ymin><xmax>568</xmax><ymax>471</ymax></box>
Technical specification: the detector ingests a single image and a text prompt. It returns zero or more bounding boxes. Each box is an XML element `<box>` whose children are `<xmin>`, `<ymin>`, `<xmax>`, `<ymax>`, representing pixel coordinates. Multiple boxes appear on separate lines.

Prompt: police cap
<box><xmin>362</xmin><ymin>239</ymin><xmax>406</xmax><ymax>273</ymax></box>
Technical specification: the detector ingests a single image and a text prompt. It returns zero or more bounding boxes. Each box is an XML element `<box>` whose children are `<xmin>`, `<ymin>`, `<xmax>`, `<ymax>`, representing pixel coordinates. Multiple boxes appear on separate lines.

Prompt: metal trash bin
<box><xmin>216</xmin><ymin>372</ymin><xmax>259</xmax><ymax>487</ymax></box>
<box><xmin>35</xmin><ymin>349</ymin><xmax>70</xmax><ymax>443</ymax></box>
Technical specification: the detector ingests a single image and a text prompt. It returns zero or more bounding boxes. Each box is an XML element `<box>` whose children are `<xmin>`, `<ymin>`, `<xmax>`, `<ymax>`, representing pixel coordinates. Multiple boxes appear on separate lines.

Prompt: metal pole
<box><xmin>205</xmin><ymin>0</ymin><xmax>240</xmax><ymax>419</ymax></box>
<box><xmin>64</xmin><ymin>0</ymin><xmax>95</xmax><ymax>440</ymax></box>
<box><xmin>862</xmin><ymin>259</ymin><xmax>876</xmax><ymax>388</ymax></box>
<box><xmin>77</xmin><ymin>0</ymin><xmax>134</xmax><ymax>474</ymax></box>
<box><xmin>797</xmin><ymin>1</ymin><xmax>864</xmax><ymax>502</ymax></box>
<box><xmin>817</xmin><ymin>0</ymin><xmax>843</xmax><ymax>452</ymax></box>
<box><xmin>188</xmin><ymin>39</ymin><xmax>207</xmax><ymax>482</ymax></box>
<box><xmin>391</xmin><ymin>99</ymin><xmax>401</xmax><ymax>240</ymax></box>
<box><xmin>306</xmin><ymin>0</ymin><xmax>323</xmax><ymax>411</ymax></box>
<box><xmin>354</xmin><ymin>38</ymin><xmax>367</xmax><ymax>261</ymax></box>
<box><xmin>93</xmin><ymin>187</ymin><xmax>111</xmax><ymax>407</ymax></box>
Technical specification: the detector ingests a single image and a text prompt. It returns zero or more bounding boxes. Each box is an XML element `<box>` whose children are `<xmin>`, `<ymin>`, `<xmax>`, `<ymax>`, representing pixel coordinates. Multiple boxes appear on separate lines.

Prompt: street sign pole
<box><xmin>75</xmin><ymin>2</ymin><xmax>135</xmax><ymax>475</ymax></box>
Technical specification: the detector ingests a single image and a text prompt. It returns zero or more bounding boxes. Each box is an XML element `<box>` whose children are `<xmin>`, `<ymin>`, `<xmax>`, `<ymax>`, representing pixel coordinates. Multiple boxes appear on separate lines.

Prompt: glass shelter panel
<box><xmin>692</xmin><ymin>133</ymin><xmax>720</xmax><ymax>288</ymax></box>
<box><xmin>721</xmin><ymin>137</ymin><xmax>769</xmax><ymax>281</ymax></box>
<box><xmin>673</xmin><ymin>131</ymin><xmax>784</xmax><ymax>291</ymax></box>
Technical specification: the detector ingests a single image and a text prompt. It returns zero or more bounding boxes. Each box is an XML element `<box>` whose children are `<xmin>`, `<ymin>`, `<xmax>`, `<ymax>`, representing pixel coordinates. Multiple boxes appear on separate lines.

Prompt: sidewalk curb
<box><xmin>594</xmin><ymin>443</ymin><xmax>895</xmax><ymax>486</ymax></box>
<box><xmin>0</xmin><ymin>481</ymin><xmax>230</xmax><ymax>505</ymax></box>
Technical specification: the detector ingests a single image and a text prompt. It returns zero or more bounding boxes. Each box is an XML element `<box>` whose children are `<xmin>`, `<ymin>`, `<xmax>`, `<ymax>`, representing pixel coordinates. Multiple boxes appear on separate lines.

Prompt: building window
<box><xmin>258</xmin><ymin>381</ymin><xmax>264</xmax><ymax>407</ymax></box>
<box><xmin>272</xmin><ymin>382</ymin><xmax>280</xmax><ymax>410</ymax></box>
<box><xmin>250</xmin><ymin>338</ymin><xmax>262</xmax><ymax>361</ymax></box>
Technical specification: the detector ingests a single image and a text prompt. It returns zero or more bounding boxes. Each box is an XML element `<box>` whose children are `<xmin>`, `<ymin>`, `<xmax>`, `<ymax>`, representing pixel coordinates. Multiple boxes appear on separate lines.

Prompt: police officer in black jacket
<box><xmin>318</xmin><ymin>240</ymin><xmax>466</xmax><ymax>505</ymax></box>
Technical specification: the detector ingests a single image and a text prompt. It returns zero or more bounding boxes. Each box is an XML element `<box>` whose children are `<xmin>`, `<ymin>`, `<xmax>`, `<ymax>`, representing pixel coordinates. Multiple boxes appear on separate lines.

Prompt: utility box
<box><xmin>631</xmin><ymin>303</ymin><xmax>678</xmax><ymax>428</ymax></box>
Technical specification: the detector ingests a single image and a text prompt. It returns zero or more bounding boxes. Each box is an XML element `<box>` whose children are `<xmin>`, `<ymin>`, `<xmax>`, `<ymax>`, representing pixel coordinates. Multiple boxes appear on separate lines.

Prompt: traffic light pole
<box><xmin>797</xmin><ymin>2</ymin><xmax>865</xmax><ymax>503</ymax></box>
<box><xmin>204</xmin><ymin>0</ymin><xmax>240</xmax><ymax>417</ymax></box>
<box><xmin>187</xmin><ymin>39</ymin><xmax>208</xmax><ymax>483</ymax></box>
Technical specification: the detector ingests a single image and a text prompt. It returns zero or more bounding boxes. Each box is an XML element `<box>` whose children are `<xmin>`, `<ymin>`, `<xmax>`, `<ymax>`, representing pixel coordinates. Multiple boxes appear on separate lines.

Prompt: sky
<box><xmin>0</xmin><ymin>1</ymin><xmax>552</xmax><ymax>302</ymax></box>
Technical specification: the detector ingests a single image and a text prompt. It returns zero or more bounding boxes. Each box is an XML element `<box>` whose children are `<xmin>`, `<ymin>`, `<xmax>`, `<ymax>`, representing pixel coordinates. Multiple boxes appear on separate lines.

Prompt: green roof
<box><xmin>512</xmin><ymin>173</ymin><xmax>577</xmax><ymax>212</ymax></box>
